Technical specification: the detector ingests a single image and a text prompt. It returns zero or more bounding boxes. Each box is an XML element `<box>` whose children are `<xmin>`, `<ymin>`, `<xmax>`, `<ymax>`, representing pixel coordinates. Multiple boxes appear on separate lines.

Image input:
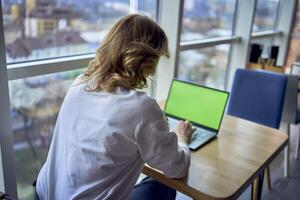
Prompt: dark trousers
<box><xmin>129</xmin><ymin>177</ymin><xmax>176</xmax><ymax>200</ymax></box>
<box><xmin>34</xmin><ymin>177</ymin><xmax>176</xmax><ymax>200</ymax></box>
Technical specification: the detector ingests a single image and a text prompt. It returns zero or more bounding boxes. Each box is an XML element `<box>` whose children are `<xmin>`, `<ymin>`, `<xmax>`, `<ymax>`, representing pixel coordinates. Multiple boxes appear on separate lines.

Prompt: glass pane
<box><xmin>9</xmin><ymin>69</ymin><xmax>153</xmax><ymax>199</ymax></box>
<box><xmin>2</xmin><ymin>0</ymin><xmax>157</xmax><ymax>63</ymax></box>
<box><xmin>136</xmin><ymin>0</ymin><xmax>157</xmax><ymax>19</ymax></box>
<box><xmin>252</xmin><ymin>0</ymin><xmax>280</xmax><ymax>32</ymax></box>
<box><xmin>286</xmin><ymin>1</ymin><xmax>300</xmax><ymax>71</ymax></box>
<box><xmin>177</xmin><ymin>45</ymin><xmax>230</xmax><ymax>90</ymax></box>
<box><xmin>181</xmin><ymin>0</ymin><xmax>237</xmax><ymax>41</ymax></box>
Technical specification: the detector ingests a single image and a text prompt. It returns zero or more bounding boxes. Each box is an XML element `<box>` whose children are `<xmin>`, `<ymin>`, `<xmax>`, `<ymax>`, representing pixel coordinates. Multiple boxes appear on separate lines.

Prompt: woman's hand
<box><xmin>175</xmin><ymin>120</ymin><xmax>194</xmax><ymax>144</ymax></box>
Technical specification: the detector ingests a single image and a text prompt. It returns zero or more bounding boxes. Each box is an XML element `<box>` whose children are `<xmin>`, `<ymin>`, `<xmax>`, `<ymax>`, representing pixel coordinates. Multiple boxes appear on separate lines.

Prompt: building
<box><xmin>6</xmin><ymin>31</ymin><xmax>88</xmax><ymax>62</ymax></box>
<box><xmin>24</xmin><ymin>0</ymin><xmax>79</xmax><ymax>37</ymax></box>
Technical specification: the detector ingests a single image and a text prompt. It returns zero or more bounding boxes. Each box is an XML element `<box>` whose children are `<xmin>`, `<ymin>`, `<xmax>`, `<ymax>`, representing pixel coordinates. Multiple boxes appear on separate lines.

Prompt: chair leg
<box><xmin>251</xmin><ymin>177</ymin><xmax>259</xmax><ymax>200</ymax></box>
<box><xmin>257</xmin><ymin>172</ymin><xmax>265</xmax><ymax>200</ymax></box>
<box><xmin>296</xmin><ymin>125</ymin><xmax>300</xmax><ymax>160</ymax></box>
<box><xmin>284</xmin><ymin>123</ymin><xmax>290</xmax><ymax>178</ymax></box>
<box><xmin>265</xmin><ymin>167</ymin><xmax>271</xmax><ymax>190</ymax></box>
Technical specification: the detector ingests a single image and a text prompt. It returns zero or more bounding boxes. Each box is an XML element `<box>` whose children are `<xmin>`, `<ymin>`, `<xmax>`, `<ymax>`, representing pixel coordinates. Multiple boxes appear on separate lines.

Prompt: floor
<box><xmin>176</xmin><ymin>123</ymin><xmax>300</xmax><ymax>200</ymax></box>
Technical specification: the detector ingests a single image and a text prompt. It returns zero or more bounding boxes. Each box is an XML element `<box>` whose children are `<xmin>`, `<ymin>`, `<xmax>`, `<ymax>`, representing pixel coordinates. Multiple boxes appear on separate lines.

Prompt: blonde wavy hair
<box><xmin>81</xmin><ymin>14</ymin><xmax>170</xmax><ymax>93</ymax></box>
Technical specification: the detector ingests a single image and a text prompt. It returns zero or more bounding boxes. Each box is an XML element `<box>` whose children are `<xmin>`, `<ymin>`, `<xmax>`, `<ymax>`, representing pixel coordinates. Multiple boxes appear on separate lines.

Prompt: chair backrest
<box><xmin>227</xmin><ymin>69</ymin><xmax>287</xmax><ymax>129</ymax></box>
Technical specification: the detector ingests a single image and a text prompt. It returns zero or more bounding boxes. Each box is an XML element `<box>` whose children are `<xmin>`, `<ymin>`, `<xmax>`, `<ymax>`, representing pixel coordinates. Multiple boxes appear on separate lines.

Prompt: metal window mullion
<box><xmin>7</xmin><ymin>54</ymin><xmax>94</xmax><ymax>80</ymax></box>
<box><xmin>155</xmin><ymin>0</ymin><xmax>161</xmax><ymax>22</ymax></box>
<box><xmin>179</xmin><ymin>36</ymin><xmax>240</xmax><ymax>51</ymax></box>
<box><xmin>273</xmin><ymin>0</ymin><xmax>282</xmax><ymax>31</ymax></box>
<box><xmin>154</xmin><ymin>0</ymin><xmax>184</xmax><ymax>100</ymax></box>
<box><xmin>0</xmin><ymin>1</ymin><xmax>17</xmax><ymax>197</ymax></box>
<box><xmin>224</xmin><ymin>0</ymin><xmax>240</xmax><ymax>92</ymax></box>
<box><xmin>273</xmin><ymin>0</ymin><xmax>298</xmax><ymax>66</ymax></box>
<box><xmin>226</xmin><ymin>0</ymin><xmax>257</xmax><ymax>90</ymax></box>
<box><xmin>251</xmin><ymin>30</ymin><xmax>282</xmax><ymax>39</ymax></box>
<box><xmin>129</xmin><ymin>0</ymin><xmax>138</xmax><ymax>13</ymax></box>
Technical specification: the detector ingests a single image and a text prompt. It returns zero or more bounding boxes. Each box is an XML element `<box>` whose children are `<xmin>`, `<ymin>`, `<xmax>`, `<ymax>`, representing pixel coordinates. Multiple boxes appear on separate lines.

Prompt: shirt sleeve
<box><xmin>135</xmin><ymin>98</ymin><xmax>190</xmax><ymax>178</ymax></box>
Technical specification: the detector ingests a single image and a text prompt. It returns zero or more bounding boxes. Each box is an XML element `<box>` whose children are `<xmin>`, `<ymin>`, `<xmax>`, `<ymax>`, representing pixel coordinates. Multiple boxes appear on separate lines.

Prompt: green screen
<box><xmin>165</xmin><ymin>80</ymin><xmax>229</xmax><ymax>130</ymax></box>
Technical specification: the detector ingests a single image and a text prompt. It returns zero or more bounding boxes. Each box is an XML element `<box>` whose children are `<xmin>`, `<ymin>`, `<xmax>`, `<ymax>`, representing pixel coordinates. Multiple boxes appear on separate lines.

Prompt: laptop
<box><xmin>164</xmin><ymin>79</ymin><xmax>229</xmax><ymax>150</ymax></box>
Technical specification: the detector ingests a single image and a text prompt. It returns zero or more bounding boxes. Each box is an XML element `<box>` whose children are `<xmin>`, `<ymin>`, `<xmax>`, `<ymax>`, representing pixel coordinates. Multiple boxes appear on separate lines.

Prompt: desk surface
<box><xmin>143</xmin><ymin>103</ymin><xmax>288</xmax><ymax>200</ymax></box>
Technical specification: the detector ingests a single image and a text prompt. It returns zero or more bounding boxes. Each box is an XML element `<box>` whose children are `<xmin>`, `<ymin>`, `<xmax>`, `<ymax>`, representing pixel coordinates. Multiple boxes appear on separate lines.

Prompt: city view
<box><xmin>1</xmin><ymin>0</ymin><xmax>285</xmax><ymax>199</ymax></box>
<box><xmin>2</xmin><ymin>0</ymin><xmax>277</xmax><ymax>63</ymax></box>
<box><xmin>178</xmin><ymin>0</ymin><xmax>279</xmax><ymax>89</ymax></box>
<box><xmin>3</xmin><ymin>0</ymin><xmax>156</xmax><ymax>63</ymax></box>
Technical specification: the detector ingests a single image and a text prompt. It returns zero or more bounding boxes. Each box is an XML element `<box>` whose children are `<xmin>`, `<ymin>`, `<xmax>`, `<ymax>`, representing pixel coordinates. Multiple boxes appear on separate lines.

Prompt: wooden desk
<box><xmin>143</xmin><ymin>114</ymin><xmax>288</xmax><ymax>200</ymax></box>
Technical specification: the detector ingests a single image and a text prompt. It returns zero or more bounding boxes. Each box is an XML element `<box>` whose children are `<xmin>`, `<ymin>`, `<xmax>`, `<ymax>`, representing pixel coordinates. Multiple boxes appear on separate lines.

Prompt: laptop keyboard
<box><xmin>189</xmin><ymin>129</ymin><xmax>215</xmax><ymax>150</ymax></box>
<box><xmin>167</xmin><ymin>117</ymin><xmax>216</xmax><ymax>150</ymax></box>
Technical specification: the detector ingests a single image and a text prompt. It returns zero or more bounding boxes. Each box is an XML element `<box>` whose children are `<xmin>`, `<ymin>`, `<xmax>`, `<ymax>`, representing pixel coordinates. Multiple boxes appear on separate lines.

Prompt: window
<box><xmin>286</xmin><ymin>1</ymin><xmax>300</xmax><ymax>70</ymax></box>
<box><xmin>2</xmin><ymin>0</ymin><xmax>158</xmax><ymax>63</ymax></box>
<box><xmin>3</xmin><ymin>1</ymin><xmax>158</xmax><ymax>198</ymax></box>
<box><xmin>178</xmin><ymin>0</ymin><xmax>237</xmax><ymax>90</ymax></box>
<box><xmin>252</xmin><ymin>0</ymin><xmax>280</xmax><ymax>32</ymax></box>
<box><xmin>181</xmin><ymin>0</ymin><xmax>236</xmax><ymax>41</ymax></box>
<box><xmin>177</xmin><ymin>45</ymin><xmax>230</xmax><ymax>90</ymax></box>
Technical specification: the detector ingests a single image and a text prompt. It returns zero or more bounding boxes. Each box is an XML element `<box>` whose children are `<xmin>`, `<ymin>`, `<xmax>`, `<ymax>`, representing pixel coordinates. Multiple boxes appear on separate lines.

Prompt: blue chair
<box><xmin>228</xmin><ymin>69</ymin><xmax>287</xmax><ymax>129</ymax></box>
<box><xmin>227</xmin><ymin>69</ymin><xmax>287</xmax><ymax>199</ymax></box>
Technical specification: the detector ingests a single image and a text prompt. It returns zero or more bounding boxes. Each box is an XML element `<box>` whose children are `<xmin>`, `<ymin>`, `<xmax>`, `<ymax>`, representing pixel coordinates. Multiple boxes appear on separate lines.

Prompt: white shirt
<box><xmin>36</xmin><ymin>77</ymin><xmax>190</xmax><ymax>200</ymax></box>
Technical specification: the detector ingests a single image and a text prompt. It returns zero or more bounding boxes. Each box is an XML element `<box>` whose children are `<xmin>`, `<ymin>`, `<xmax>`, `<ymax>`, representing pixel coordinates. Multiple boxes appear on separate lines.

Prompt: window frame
<box><xmin>155</xmin><ymin>0</ymin><xmax>297</xmax><ymax>98</ymax></box>
<box><xmin>7</xmin><ymin>54</ymin><xmax>94</xmax><ymax>80</ymax></box>
<box><xmin>0</xmin><ymin>0</ymin><xmax>17</xmax><ymax>196</ymax></box>
<box><xmin>179</xmin><ymin>35</ymin><xmax>240</xmax><ymax>51</ymax></box>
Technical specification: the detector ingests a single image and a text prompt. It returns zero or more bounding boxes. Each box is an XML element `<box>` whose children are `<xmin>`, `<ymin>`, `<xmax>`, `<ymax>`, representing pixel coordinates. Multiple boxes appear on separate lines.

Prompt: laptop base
<box><xmin>167</xmin><ymin>117</ymin><xmax>217</xmax><ymax>150</ymax></box>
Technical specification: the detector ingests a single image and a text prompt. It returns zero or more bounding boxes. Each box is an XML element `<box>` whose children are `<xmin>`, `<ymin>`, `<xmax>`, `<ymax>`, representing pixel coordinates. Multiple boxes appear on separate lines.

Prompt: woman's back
<box><xmin>37</xmin><ymin>79</ymin><xmax>158</xmax><ymax>199</ymax></box>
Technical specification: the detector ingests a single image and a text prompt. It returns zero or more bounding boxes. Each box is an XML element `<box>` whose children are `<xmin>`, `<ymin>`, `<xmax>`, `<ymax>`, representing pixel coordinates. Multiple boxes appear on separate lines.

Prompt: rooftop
<box><xmin>6</xmin><ymin>31</ymin><xmax>86</xmax><ymax>58</ymax></box>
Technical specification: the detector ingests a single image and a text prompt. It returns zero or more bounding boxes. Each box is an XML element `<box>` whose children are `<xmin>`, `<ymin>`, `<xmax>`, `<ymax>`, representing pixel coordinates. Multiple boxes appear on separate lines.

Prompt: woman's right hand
<box><xmin>175</xmin><ymin>120</ymin><xmax>194</xmax><ymax>144</ymax></box>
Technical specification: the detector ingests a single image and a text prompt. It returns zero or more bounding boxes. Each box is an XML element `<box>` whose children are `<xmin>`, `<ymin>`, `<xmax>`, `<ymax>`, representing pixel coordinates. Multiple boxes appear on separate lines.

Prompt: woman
<box><xmin>36</xmin><ymin>14</ymin><xmax>193</xmax><ymax>200</ymax></box>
